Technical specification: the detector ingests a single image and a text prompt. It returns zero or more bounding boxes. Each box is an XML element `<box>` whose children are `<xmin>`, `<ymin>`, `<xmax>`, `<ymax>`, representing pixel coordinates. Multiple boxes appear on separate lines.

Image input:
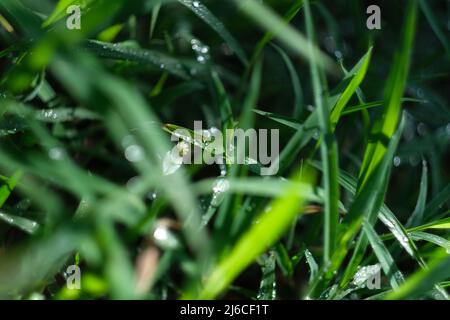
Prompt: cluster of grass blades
<box><xmin>0</xmin><ymin>0</ymin><xmax>449</xmax><ymax>300</ymax></box>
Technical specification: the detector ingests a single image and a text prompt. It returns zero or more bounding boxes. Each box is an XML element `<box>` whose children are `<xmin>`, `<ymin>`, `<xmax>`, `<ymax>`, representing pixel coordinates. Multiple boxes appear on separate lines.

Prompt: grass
<box><xmin>0</xmin><ymin>0</ymin><xmax>449</xmax><ymax>300</ymax></box>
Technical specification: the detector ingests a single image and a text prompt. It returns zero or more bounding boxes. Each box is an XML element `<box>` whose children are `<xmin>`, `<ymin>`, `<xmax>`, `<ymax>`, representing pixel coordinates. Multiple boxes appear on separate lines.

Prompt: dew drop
<box><xmin>125</xmin><ymin>145</ymin><xmax>144</xmax><ymax>162</ymax></box>
<box><xmin>48</xmin><ymin>147</ymin><xmax>66</xmax><ymax>161</ymax></box>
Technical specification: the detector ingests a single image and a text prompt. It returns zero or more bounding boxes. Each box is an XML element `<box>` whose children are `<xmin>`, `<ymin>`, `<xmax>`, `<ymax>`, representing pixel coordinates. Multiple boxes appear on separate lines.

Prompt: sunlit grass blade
<box><xmin>386</xmin><ymin>248</ymin><xmax>450</xmax><ymax>300</ymax></box>
<box><xmin>0</xmin><ymin>170</ymin><xmax>22</xmax><ymax>208</ymax></box>
<box><xmin>196</xmin><ymin>171</ymin><xmax>313</xmax><ymax>299</ymax></box>
<box><xmin>358</xmin><ymin>0</ymin><xmax>418</xmax><ymax>188</ymax></box>
<box><xmin>329</xmin><ymin>46</ymin><xmax>372</xmax><ymax>129</ymax></box>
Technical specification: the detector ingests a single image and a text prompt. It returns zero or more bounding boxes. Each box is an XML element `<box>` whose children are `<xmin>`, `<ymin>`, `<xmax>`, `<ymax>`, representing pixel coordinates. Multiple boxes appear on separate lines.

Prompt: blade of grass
<box><xmin>271</xmin><ymin>44</ymin><xmax>303</xmax><ymax>119</ymax></box>
<box><xmin>338</xmin><ymin>0</ymin><xmax>418</xmax><ymax>289</ymax></box>
<box><xmin>177</xmin><ymin>0</ymin><xmax>248</xmax><ymax>65</ymax></box>
<box><xmin>304</xmin><ymin>0</ymin><xmax>339</xmax><ymax>264</ymax></box>
<box><xmin>196</xmin><ymin>171</ymin><xmax>314</xmax><ymax>299</ymax></box>
<box><xmin>363</xmin><ymin>221</ymin><xmax>404</xmax><ymax>290</ymax></box>
<box><xmin>84</xmin><ymin>40</ymin><xmax>190</xmax><ymax>79</ymax></box>
<box><xmin>406</xmin><ymin>160</ymin><xmax>428</xmax><ymax>227</ymax></box>
<box><xmin>235</xmin><ymin>0</ymin><xmax>337</xmax><ymax>74</ymax></box>
<box><xmin>409</xmin><ymin>231</ymin><xmax>450</xmax><ymax>252</ymax></box>
<box><xmin>386</xmin><ymin>248</ymin><xmax>450</xmax><ymax>300</ymax></box>
<box><xmin>0</xmin><ymin>170</ymin><xmax>22</xmax><ymax>208</ymax></box>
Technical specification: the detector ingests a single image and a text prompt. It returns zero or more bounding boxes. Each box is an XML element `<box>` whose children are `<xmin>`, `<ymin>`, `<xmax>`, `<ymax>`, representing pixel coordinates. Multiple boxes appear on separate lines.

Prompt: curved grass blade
<box><xmin>235</xmin><ymin>0</ymin><xmax>337</xmax><ymax>74</ymax></box>
<box><xmin>423</xmin><ymin>183</ymin><xmax>450</xmax><ymax>221</ymax></box>
<box><xmin>406</xmin><ymin>160</ymin><xmax>428</xmax><ymax>227</ymax></box>
<box><xmin>249</xmin><ymin>0</ymin><xmax>304</xmax><ymax>67</ymax></box>
<box><xmin>358</xmin><ymin>1</ymin><xmax>418</xmax><ymax>188</ymax></box>
<box><xmin>330</xmin><ymin>46</ymin><xmax>372</xmax><ymax>129</ymax></box>
<box><xmin>386</xmin><ymin>249</ymin><xmax>450</xmax><ymax>300</ymax></box>
<box><xmin>305</xmin><ymin>248</ymin><xmax>318</xmax><ymax>285</ymax></box>
<box><xmin>271</xmin><ymin>44</ymin><xmax>303</xmax><ymax>119</ymax></box>
<box><xmin>84</xmin><ymin>40</ymin><xmax>190</xmax><ymax>79</ymax></box>
<box><xmin>196</xmin><ymin>171</ymin><xmax>313</xmax><ymax>299</ymax></box>
<box><xmin>254</xmin><ymin>99</ymin><xmax>422</xmax><ymax>131</ymax></box>
<box><xmin>309</xmin><ymin>115</ymin><xmax>406</xmax><ymax>297</ymax></box>
<box><xmin>409</xmin><ymin>231</ymin><xmax>450</xmax><ymax>252</ymax></box>
<box><xmin>335</xmin><ymin>0</ymin><xmax>418</xmax><ymax>291</ymax></box>
<box><xmin>177</xmin><ymin>0</ymin><xmax>248</xmax><ymax>65</ymax></box>
<box><xmin>363</xmin><ymin>221</ymin><xmax>404</xmax><ymax>290</ymax></box>
<box><xmin>418</xmin><ymin>0</ymin><xmax>450</xmax><ymax>54</ymax></box>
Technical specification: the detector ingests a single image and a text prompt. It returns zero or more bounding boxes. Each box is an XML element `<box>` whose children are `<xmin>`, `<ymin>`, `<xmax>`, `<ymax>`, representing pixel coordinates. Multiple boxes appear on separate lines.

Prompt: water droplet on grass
<box><xmin>48</xmin><ymin>147</ymin><xmax>66</xmax><ymax>160</ymax></box>
<box><xmin>212</xmin><ymin>178</ymin><xmax>229</xmax><ymax>194</ymax></box>
<box><xmin>125</xmin><ymin>145</ymin><xmax>144</xmax><ymax>162</ymax></box>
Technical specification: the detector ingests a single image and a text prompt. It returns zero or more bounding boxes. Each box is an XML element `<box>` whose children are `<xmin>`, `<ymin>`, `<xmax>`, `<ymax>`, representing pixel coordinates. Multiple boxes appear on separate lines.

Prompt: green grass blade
<box><xmin>305</xmin><ymin>248</ymin><xmax>318</xmax><ymax>285</ymax></box>
<box><xmin>406</xmin><ymin>161</ymin><xmax>428</xmax><ymax>227</ymax></box>
<box><xmin>358</xmin><ymin>1</ymin><xmax>418</xmax><ymax>188</ymax></box>
<box><xmin>0</xmin><ymin>211</ymin><xmax>39</xmax><ymax>234</ymax></box>
<box><xmin>84</xmin><ymin>40</ymin><xmax>190</xmax><ymax>79</ymax></box>
<box><xmin>177</xmin><ymin>0</ymin><xmax>248</xmax><ymax>65</ymax></box>
<box><xmin>363</xmin><ymin>221</ymin><xmax>404</xmax><ymax>290</ymax></box>
<box><xmin>249</xmin><ymin>0</ymin><xmax>304</xmax><ymax>67</ymax></box>
<box><xmin>409</xmin><ymin>232</ymin><xmax>450</xmax><ymax>252</ymax></box>
<box><xmin>418</xmin><ymin>0</ymin><xmax>450</xmax><ymax>54</ymax></box>
<box><xmin>304</xmin><ymin>0</ymin><xmax>339</xmax><ymax>264</ymax></box>
<box><xmin>0</xmin><ymin>170</ymin><xmax>22</xmax><ymax>208</ymax></box>
<box><xmin>197</xmin><ymin>171</ymin><xmax>313</xmax><ymax>299</ymax></box>
<box><xmin>330</xmin><ymin>47</ymin><xmax>372</xmax><ymax>129</ymax></box>
<box><xmin>271</xmin><ymin>44</ymin><xmax>303</xmax><ymax>119</ymax></box>
<box><xmin>257</xmin><ymin>252</ymin><xmax>277</xmax><ymax>300</ymax></box>
<box><xmin>386</xmin><ymin>249</ymin><xmax>450</xmax><ymax>300</ymax></box>
<box><xmin>235</xmin><ymin>0</ymin><xmax>337</xmax><ymax>74</ymax></box>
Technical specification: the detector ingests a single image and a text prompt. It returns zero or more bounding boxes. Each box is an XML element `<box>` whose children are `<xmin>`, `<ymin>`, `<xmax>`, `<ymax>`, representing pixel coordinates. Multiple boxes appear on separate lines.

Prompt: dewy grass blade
<box><xmin>386</xmin><ymin>249</ymin><xmax>450</xmax><ymax>300</ymax></box>
<box><xmin>308</xmin><ymin>115</ymin><xmax>406</xmax><ymax>297</ymax></box>
<box><xmin>363</xmin><ymin>221</ymin><xmax>404</xmax><ymax>290</ymax></box>
<box><xmin>305</xmin><ymin>248</ymin><xmax>318</xmax><ymax>285</ymax></box>
<box><xmin>197</xmin><ymin>171</ymin><xmax>314</xmax><ymax>299</ymax></box>
<box><xmin>338</xmin><ymin>0</ymin><xmax>418</xmax><ymax>290</ymax></box>
<box><xmin>84</xmin><ymin>40</ymin><xmax>190</xmax><ymax>79</ymax></box>
<box><xmin>0</xmin><ymin>211</ymin><xmax>39</xmax><ymax>234</ymax></box>
<box><xmin>177</xmin><ymin>0</ymin><xmax>248</xmax><ymax>65</ymax></box>
<box><xmin>304</xmin><ymin>0</ymin><xmax>339</xmax><ymax>265</ymax></box>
